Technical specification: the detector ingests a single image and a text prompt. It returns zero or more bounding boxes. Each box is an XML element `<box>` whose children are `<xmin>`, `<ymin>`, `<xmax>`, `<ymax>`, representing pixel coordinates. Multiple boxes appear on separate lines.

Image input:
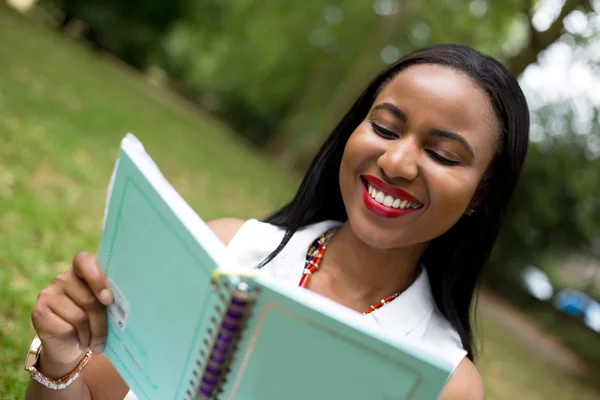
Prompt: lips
<box><xmin>362</xmin><ymin>175</ymin><xmax>422</xmax><ymax>203</ymax></box>
<box><xmin>360</xmin><ymin>175</ymin><xmax>423</xmax><ymax>218</ymax></box>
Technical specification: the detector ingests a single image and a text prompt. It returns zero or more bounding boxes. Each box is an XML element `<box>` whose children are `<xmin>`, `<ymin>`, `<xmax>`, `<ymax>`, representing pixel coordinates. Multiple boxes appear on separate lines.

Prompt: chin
<box><xmin>347</xmin><ymin>214</ymin><xmax>420</xmax><ymax>250</ymax></box>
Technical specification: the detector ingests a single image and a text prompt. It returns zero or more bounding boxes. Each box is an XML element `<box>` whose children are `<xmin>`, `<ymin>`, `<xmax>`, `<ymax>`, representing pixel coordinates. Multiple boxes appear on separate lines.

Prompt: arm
<box><xmin>25</xmin><ymin>356</ymin><xmax>94</xmax><ymax>400</ymax></box>
<box><xmin>25</xmin><ymin>353</ymin><xmax>132</xmax><ymax>400</ymax></box>
<box><xmin>207</xmin><ymin>218</ymin><xmax>246</xmax><ymax>245</ymax></box>
<box><xmin>25</xmin><ymin>253</ymin><xmax>126</xmax><ymax>400</ymax></box>
<box><xmin>439</xmin><ymin>358</ymin><xmax>486</xmax><ymax>400</ymax></box>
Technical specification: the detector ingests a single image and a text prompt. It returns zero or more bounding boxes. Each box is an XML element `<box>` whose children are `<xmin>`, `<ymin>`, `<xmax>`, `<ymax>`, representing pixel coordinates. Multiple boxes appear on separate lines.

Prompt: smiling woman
<box><xmin>26</xmin><ymin>44</ymin><xmax>529</xmax><ymax>400</ymax></box>
<box><xmin>341</xmin><ymin>64</ymin><xmax>499</xmax><ymax>249</ymax></box>
<box><xmin>251</xmin><ymin>44</ymin><xmax>529</xmax><ymax>398</ymax></box>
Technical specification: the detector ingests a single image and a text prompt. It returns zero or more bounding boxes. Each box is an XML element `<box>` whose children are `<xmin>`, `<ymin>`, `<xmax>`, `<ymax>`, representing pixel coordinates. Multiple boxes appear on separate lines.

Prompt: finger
<box><xmin>47</xmin><ymin>296</ymin><xmax>91</xmax><ymax>349</ymax></box>
<box><xmin>87</xmin><ymin>305</ymin><xmax>108</xmax><ymax>354</ymax></box>
<box><xmin>31</xmin><ymin>303</ymin><xmax>78</xmax><ymax>344</ymax></box>
<box><xmin>61</xmin><ymin>273</ymin><xmax>108</xmax><ymax>354</ymax></box>
<box><xmin>72</xmin><ymin>252</ymin><xmax>112</xmax><ymax>305</ymax></box>
<box><xmin>62</xmin><ymin>271</ymin><xmax>99</xmax><ymax>311</ymax></box>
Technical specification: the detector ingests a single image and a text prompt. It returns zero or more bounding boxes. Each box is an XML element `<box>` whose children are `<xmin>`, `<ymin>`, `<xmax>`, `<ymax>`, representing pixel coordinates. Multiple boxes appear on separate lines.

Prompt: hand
<box><xmin>31</xmin><ymin>252</ymin><xmax>113</xmax><ymax>372</ymax></box>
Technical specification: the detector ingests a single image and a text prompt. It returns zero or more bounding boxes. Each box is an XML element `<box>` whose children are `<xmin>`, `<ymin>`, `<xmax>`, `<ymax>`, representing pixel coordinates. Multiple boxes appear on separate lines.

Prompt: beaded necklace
<box><xmin>298</xmin><ymin>228</ymin><xmax>402</xmax><ymax>315</ymax></box>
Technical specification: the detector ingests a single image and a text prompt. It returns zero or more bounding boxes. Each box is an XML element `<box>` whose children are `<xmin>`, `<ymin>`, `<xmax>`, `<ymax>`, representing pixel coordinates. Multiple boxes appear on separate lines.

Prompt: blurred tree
<box><xmin>161</xmin><ymin>0</ymin><xmax>381</xmax><ymax>146</ymax></box>
<box><xmin>158</xmin><ymin>0</ymin><xmax>593</xmax><ymax>162</ymax></box>
<box><xmin>157</xmin><ymin>0</ymin><xmax>533</xmax><ymax>148</ymax></box>
<box><xmin>287</xmin><ymin>0</ymin><xmax>594</xmax><ymax>169</ymax></box>
<box><xmin>39</xmin><ymin>0</ymin><xmax>187</xmax><ymax>70</ymax></box>
<box><xmin>487</xmin><ymin>100</ymin><xmax>600</xmax><ymax>292</ymax></box>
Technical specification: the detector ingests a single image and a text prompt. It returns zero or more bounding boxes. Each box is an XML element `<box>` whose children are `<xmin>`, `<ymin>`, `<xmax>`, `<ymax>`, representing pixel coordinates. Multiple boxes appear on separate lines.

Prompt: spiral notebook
<box><xmin>97</xmin><ymin>134</ymin><xmax>453</xmax><ymax>400</ymax></box>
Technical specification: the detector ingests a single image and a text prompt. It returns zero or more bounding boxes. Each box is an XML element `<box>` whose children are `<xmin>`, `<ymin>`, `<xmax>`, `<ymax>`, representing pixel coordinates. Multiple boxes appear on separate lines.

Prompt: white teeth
<box><xmin>367</xmin><ymin>183</ymin><xmax>421</xmax><ymax>210</ymax></box>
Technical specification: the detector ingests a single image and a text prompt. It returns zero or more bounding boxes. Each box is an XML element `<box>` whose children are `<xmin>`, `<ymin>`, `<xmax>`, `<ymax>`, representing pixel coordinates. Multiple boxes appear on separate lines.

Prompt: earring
<box><xmin>466</xmin><ymin>208</ymin><xmax>475</xmax><ymax>216</ymax></box>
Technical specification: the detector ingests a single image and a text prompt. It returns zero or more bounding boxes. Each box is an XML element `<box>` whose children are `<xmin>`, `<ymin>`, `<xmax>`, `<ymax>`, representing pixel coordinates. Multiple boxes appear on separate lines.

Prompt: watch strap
<box><xmin>25</xmin><ymin>336</ymin><xmax>93</xmax><ymax>390</ymax></box>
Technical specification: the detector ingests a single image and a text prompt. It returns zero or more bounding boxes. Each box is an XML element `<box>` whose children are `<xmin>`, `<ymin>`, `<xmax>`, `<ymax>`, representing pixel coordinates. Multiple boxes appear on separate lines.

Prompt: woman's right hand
<box><xmin>31</xmin><ymin>252</ymin><xmax>113</xmax><ymax>373</ymax></box>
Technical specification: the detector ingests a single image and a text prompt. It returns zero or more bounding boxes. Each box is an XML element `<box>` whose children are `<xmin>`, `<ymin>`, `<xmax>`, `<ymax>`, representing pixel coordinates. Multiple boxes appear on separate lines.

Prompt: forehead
<box><xmin>376</xmin><ymin>65</ymin><xmax>497</xmax><ymax>131</ymax></box>
<box><xmin>374</xmin><ymin>64</ymin><xmax>499</xmax><ymax>154</ymax></box>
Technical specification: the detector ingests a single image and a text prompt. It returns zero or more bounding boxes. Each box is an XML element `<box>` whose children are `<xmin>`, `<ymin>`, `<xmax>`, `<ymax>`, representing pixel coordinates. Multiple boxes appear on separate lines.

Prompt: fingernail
<box><xmin>99</xmin><ymin>289</ymin><xmax>112</xmax><ymax>305</ymax></box>
<box><xmin>93</xmin><ymin>345</ymin><xmax>105</xmax><ymax>354</ymax></box>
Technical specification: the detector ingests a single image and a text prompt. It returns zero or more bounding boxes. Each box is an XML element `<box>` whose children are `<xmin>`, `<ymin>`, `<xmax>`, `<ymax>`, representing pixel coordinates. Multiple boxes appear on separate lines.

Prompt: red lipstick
<box><xmin>361</xmin><ymin>175</ymin><xmax>422</xmax><ymax>219</ymax></box>
<box><xmin>363</xmin><ymin>175</ymin><xmax>421</xmax><ymax>203</ymax></box>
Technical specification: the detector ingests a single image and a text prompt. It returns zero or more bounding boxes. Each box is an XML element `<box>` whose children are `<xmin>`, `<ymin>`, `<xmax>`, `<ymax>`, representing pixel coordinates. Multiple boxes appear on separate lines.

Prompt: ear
<box><xmin>466</xmin><ymin>175</ymin><xmax>490</xmax><ymax>214</ymax></box>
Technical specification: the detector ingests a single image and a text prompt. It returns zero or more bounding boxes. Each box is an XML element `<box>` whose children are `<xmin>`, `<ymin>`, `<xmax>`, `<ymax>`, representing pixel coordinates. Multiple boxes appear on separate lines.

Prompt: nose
<box><xmin>376</xmin><ymin>137</ymin><xmax>420</xmax><ymax>182</ymax></box>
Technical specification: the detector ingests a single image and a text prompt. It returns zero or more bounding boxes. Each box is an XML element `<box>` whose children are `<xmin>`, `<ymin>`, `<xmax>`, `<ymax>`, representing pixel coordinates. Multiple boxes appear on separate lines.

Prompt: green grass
<box><xmin>0</xmin><ymin>6</ymin><xmax>294</xmax><ymax>397</ymax></box>
<box><xmin>477</xmin><ymin>313</ymin><xmax>600</xmax><ymax>400</ymax></box>
<box><xmin>0</xmin><ymin>5</ymin><xmax>598</xmax><ymax>399</ymax></box>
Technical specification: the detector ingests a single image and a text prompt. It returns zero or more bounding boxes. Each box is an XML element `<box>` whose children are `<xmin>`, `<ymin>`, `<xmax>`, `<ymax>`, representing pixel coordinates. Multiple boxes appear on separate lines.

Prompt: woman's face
<box><xmin>339</xmin><ymin>64</ymin><xmax>499</xmax><ymax>250</ymax></box>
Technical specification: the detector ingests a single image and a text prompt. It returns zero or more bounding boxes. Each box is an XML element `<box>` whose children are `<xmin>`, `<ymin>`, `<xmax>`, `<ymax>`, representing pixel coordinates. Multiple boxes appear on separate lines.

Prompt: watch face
<box><xmin>25</xmin><ymin>336</ymin><xmax>42</xmax><ymax>370</ymax></box>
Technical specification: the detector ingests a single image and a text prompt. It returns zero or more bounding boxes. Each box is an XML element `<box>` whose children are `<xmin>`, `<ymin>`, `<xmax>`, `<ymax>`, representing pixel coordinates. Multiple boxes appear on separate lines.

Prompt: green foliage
<box><xmin>161</xmin><ymin>0</ymin><xmax>380</xmax><ymax>145</ymax></box>
<box><xmin>488</xmin><ymin>101</ymin><xmax>600</xmax><ymax>291</ymax></box>
<box><xmin>31</xmin><ymin>0</ymin><xmax>539</xmax><ymax>149</ymax></box>
<box><xmin>158</xmin><ymin>0</ymin><xmax>530</xmax><ymax>148</ymax></box>
<box><xmin>38</xmin><ymin>0</ymin><xmax>187</xmax><ymax>70</ymax></box>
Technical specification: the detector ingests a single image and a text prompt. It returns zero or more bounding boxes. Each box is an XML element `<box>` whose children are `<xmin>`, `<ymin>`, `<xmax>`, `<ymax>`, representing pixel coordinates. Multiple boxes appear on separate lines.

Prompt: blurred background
<box><xmin>0</xmin><ymin>0</ymin><xmax>599</xmax><ymax>398</ymax></box>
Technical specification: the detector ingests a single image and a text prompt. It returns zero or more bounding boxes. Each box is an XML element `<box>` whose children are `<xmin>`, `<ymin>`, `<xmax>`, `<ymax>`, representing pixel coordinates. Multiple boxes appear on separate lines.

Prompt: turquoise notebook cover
<box><xmin>98</xmin><ymin>134</ymin><xmax>452</xmax><ymax>400</ymax></box>
<box><xmin>213</xmin><ymin>274</ymin><xmax>452</xmax><ymax>400</ymax></box>
<box><xmin>97</xmin><ymin>134</ymin><xmax>232</xmax><ymax>400</ymax></box>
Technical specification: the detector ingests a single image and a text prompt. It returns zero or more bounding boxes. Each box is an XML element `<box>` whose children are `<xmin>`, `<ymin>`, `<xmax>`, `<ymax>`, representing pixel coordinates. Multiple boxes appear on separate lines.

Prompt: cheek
<box><xmin>426</xmin><ymin>168</ymin><xmax>480</xmax><ymax>212</ymax></box>
<box><xmin>342</xmin><ymin>126</ymin><xmax>383</xmax><ymax>164</ymax></box>
<box><xmin>339</xmin><ymin>137</ymin><xmax>359</xmax><ymax>197</ymax></box>
<box><xmin>340</xmin><ymin>130</ymin><xmax>372</xmax><ymax>176</ymax></box>
<box><xmin>339</xmin><ymin>130</ymin><xmax>379</xmax><ymax>203</ymax></box>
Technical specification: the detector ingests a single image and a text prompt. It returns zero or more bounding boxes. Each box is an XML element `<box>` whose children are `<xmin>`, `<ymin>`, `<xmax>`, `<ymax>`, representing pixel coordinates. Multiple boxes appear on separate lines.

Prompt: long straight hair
<box><xmin>259</xmin><ymin>44</ymin><xmax>530</xmax><ymax>360</ymax></box>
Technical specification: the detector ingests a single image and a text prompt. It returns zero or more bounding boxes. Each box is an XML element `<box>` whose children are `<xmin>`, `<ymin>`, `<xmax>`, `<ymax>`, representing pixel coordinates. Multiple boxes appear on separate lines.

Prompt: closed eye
<box><xmin>425</xmin><ymin>150</ymin><xmax>461</xmax><ymax>166</ymax></box>
<box><xmin>370</xmin><ymin>121</ymin><xmax>399</xmax><ymax>139</ymax></box>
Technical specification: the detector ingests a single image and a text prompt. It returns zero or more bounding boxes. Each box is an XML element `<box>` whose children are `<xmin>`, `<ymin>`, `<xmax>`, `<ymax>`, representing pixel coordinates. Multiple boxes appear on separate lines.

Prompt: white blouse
<box><xmin>124</xmin><ymin>219</ymin><xmax>467</xmax><ymax>400</ymax></box>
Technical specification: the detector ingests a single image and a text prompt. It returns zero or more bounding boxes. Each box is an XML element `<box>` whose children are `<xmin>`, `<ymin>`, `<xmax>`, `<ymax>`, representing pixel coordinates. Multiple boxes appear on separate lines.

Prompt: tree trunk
<box><xmin>506</xmin><ymin>0</ymin><xmax>593</xmax><ymax>77</ymax></box>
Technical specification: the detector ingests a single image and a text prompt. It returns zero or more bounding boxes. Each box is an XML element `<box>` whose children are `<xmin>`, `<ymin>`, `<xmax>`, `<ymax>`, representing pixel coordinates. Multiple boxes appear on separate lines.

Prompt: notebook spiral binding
<box><xmin>186</xmin><ymin>276</ymin><xmax>259</xmax><ymax>400</ymax></box>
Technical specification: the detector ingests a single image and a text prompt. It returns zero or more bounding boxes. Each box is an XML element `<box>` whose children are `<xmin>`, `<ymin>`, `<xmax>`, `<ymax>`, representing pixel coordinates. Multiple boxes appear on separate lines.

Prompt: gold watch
<box><xmin>24</xmin><ymin>335</ymin><xmax>93</xmax><ymax>390</ymax></box>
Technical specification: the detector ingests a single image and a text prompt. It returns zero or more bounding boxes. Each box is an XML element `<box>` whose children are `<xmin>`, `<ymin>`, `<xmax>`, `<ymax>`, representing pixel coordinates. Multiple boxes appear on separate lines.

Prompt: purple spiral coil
<box><xmin>189</xmin><ymin>282</ymin><xmax>256</xmax><ymax>400</ymax></box>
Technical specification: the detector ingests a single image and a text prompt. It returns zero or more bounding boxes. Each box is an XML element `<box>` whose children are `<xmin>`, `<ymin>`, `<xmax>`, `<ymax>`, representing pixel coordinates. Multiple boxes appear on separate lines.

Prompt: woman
<box><xmin>25</xmin><ymin>44</ymin><xmax>529</xmax><ymax>399</ymax></box>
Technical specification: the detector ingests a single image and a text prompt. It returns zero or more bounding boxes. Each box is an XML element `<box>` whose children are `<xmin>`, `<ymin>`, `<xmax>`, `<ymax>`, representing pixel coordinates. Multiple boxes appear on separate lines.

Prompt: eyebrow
<box><xmin>371</xmin><ymin>102</ymin><xmax>475</xmax><ymax>159</ymax></box>
<box><xmin>430</xmin><ymin>128</ymin><xmax>475</xmax><ymax>158</ymax></box>
<box><xmin>372</xmin><ymin>102</ymin><xmax>407</xmax><ymax>122</ymax></box>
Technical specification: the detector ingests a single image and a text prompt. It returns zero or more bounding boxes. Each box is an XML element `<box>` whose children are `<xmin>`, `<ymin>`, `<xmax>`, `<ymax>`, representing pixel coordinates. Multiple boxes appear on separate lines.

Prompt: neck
<box><xmin>320</xmin><ymin>222</ymin><xmax>428</xmax><ymax>308</ymax></box>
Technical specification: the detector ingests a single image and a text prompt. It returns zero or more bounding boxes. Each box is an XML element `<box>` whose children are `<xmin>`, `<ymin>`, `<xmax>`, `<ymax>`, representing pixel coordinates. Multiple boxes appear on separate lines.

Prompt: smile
<box><xmin>360</xmin><ymin>175</ymin><xmax>423</xmax><ymax>218</ymax></box>
<box><xmin>367</xmin><ymin>183</ymin><xmax>422</xmax><ymax>209</ymax></box>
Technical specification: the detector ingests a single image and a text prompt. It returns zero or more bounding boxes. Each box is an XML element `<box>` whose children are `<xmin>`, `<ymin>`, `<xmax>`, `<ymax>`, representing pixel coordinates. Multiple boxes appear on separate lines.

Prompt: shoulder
<box><xmin>439</xmin><ymin>358</ymin><xmax>485</xmax><ymax>400</ymax></box>
<box><xmin>206</xmin><ymin>218</ymin><xmax>246</xmax><ymax>245</ymax></box>
<box><xmin>417</xmin><ymin>272</ymin><xmax>468</xmax><ymax>366</ymax></box>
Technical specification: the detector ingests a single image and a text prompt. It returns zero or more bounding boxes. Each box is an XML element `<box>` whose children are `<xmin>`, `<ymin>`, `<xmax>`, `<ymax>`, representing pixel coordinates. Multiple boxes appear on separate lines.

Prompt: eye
<box><xmin>370</xmin><ymin>121</ymin><xmax>399</xmax><ymax>139</ymax></box>
<box><xmin>426</xmin><ymin>150</ymin><xmax>461</xmax><ymax>166</ymax></box>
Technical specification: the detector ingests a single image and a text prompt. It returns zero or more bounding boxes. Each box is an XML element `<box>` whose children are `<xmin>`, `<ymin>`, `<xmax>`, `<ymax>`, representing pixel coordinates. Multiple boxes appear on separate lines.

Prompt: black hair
<box><xmin>259</xmin><ymin>44</ymin><xmax>530</xmax><ymax>361</ymax></box>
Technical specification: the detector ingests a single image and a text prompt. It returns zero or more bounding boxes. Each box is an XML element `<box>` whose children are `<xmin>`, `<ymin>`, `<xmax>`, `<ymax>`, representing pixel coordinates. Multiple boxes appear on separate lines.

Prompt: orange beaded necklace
<box><xmin>298</xmin><ymin>228</ymin><xmax>402</xmax><ymax>315</ymax></box>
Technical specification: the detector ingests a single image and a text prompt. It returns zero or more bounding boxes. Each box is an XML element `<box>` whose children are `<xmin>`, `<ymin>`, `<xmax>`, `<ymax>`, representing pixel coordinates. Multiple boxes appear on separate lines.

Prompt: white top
<box><xmin>124</xmin><ymin>219</ymin><xmax>466</xmax><ymax>400</ymax></box>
